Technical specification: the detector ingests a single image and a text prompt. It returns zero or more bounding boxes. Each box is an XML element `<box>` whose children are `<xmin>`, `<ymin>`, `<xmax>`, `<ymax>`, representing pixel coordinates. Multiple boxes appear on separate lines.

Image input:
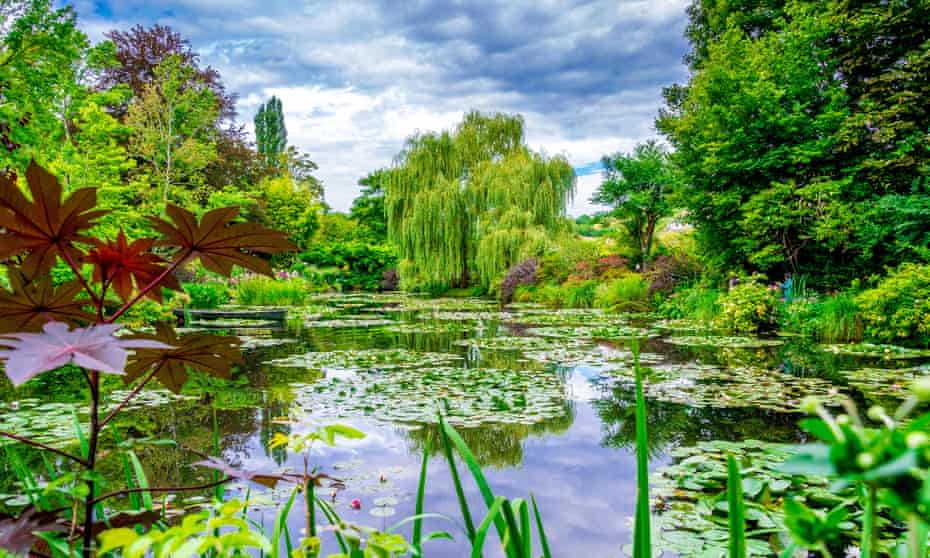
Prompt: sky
<box><xmin>71</xmin><ymin>0</ymin><xmax>691</xmax><ymax>215</ymax></box>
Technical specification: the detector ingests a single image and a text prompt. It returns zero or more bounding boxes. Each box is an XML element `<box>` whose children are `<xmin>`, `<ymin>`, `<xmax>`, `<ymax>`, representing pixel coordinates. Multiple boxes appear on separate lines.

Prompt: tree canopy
<box><xmin>385</xmin><ymin>111</ymin><xmax>575</xmax><ymax>291</ymax></box>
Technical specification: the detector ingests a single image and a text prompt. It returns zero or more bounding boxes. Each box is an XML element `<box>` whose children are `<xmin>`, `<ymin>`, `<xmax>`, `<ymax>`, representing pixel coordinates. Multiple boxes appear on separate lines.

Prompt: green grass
<box><xmin>594</xmin><ymin>275</ymin><xmax>650</xmax><ymax>312</ymax></box>
<box><xmin>235</xmin><ymin>276</ymin><xmax>310</xmax><ymax>306</ymax></box>
<box><xmin>815</xmin><ymin>293</ymin><xmax>862</xmax><ymax>343</ymax></box>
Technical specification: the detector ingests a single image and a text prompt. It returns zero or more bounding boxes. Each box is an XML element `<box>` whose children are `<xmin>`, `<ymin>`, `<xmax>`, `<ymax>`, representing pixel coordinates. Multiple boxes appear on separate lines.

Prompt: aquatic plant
<box><xmin>234</xmin><ymin>275</ymin><xmax>310</xmax><ymax>306</ymax></box>
<box><xmin>593</xmin><ymin>275</ymin><xmax>651</xmax><ymax>312</ymax></box>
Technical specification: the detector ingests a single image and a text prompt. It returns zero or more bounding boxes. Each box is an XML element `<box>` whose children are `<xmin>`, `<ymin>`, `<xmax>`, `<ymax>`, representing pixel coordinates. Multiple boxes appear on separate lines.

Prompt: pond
<box><xmin>1</xmin><ymin>293</ymin><xmax>928</xmax><ymax>557</ymax></box>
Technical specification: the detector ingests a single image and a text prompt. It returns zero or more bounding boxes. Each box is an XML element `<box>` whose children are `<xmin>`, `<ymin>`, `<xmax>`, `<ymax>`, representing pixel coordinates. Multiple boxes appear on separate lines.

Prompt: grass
<box><xmin>815</xmin><ymin>293</ymin><xmax>863</xmax><ymax>343</ymax></box>
<box><xmin>235</xmin><ymin>276</ymin><xmax>310</xmax><ymax>306</ymax></box>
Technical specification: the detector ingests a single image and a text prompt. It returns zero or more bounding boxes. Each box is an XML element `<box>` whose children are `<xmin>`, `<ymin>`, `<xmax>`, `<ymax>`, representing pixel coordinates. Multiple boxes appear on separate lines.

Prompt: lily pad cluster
<box><xmin>265</xmin><ymin>349</ymin><xmax>463</xmax><ymax>370</ymax></box>
<box><xmin>527</xmin><ymin>325</ymin><xmax>659</xmax><ymax>341</ymax></box>
<box><xmin>820</xmin><ymin>343</ymin><xmax>930</xmax><ymax>359</ymax></box>
<box><xmin>289</xmin><ymin>365</ymin><xmax>568</xmax><ymax>426</ymax></box>
<box><xmin>663</xmin><ymin>335</ymin><xmax>785</xmax><ymax>349</ymax></box>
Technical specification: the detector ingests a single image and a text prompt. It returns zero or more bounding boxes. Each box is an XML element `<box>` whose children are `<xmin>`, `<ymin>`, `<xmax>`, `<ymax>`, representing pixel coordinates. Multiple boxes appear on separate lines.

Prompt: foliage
<box><xmin>659</xmin><ymin>1</ymin><xmax>930</xmax><ymax>286</ymax></box>
<box><xmin>118</xmin><ymin>298</ymin><xmax>174</xmax><ymax>329</ymax></box>
<box><xmin>713</xmin><ymin>279</ymin><xmax>777</xmax><ymax>333</ymax></box>
<box><xmin>350</xmin><ymin>169</ymin><xmax>390</xmax><ymax>242</ymax></box>
<box><xmin>536</xmin><ymin>234</ymin><xmax>600</xmax><ymax>285</ymax></box>
<box><xmin>594</xmin><ymin>140</ymin><xmax>677</xmax><ymax>263</ymax></box>
<box><xmin>781</xmin><ymin>292</ymin><xmax>863</xmax><ymax>344</ymax></box>
<box><xmin>0</xmin><ymin>161</ymin><xmax>291</xmax><ymax>556</ymax></box>
<box><xmin>499</xmin><ymin>259</ymin><xmax>537</xmax><ymax>305</ymax></box>
<box><xmin>257</xmin><ymin>175</ymin><xmax>321</xmax><ymax>253</ymax></box>
<box><xmin>856</xmin><ymin>264</ymin><xmax>930</xmax><ymax>348</ymax></box>
<box><xmin>642</xmin><ymin>254</ymin><xmax>698</xmax><ymax>295</ymax></box>
<box><xmin>659</xmin><ymin>283</ymin><xmax>721</xmax><ymax>324</ymax></box>
<box><xmin>253</xmin><ymin>96</ymin><xmax>287</xmax><ymax>167</ymax></box>
<box><xmin>386</xmin><ymin>111</ymin><xmax>575</xmax><ymax>291</ymax></box>
<box><xmin>594</xmin><ymin>275</ymin><xmax>650</xmax><ymax>313</ymax></box>
<box><xmin>297</xmin><ymin>241</ymin><xmax>397</xmax><ymax>292</ymax></box>
<box><xmin>234</xmin><ymin>276</ymin><xmax>311</xmax><ymax>306</ymax></box>
<box><xmin>182</xmin><ymin>281</ymin><xmax>230</xmax><ymax>309</ymax></box>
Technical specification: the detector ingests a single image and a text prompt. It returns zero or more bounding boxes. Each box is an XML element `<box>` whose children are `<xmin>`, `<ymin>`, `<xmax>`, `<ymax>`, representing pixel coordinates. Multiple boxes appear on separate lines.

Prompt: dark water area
<box><xmin>1</xmin><ymin>294</ymin><xmax>927</xmax><ymax>557</ymax></box>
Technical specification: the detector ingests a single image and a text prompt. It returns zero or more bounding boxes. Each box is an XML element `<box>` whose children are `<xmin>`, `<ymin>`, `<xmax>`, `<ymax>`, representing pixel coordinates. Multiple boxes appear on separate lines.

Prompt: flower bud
<box><xmin>856</xmin><ymin>452</ymin><xmax>875</xmax><ymax>468</ymax></box>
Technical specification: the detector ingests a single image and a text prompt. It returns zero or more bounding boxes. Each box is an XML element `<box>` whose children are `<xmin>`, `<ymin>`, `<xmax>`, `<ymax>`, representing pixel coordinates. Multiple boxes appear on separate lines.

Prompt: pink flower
<box><xmin>350</xmin><ymin>498</ymin><xmax>361</xmax><ymax>510</ymax></box>
<box><xmin>0</xmin><ymin>322</ymin><xmax>172</xmax><ymax>386</ymax></box>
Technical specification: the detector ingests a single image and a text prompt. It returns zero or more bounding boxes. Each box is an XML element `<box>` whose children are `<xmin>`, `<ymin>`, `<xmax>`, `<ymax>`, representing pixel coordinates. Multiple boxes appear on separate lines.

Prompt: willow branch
<box><xmin>106</xmin><ymin>249</ymin><xmax>192</xmax><ymax>323</ymax></box>
<box><xmin>0</xmin><ymin>431</ymin><xmax>87</xmax><ymax>467</ymax></box>
<box><xmin>97</xmin><ymin>363</ymin><xmax>164</xmax><ymax>430</ymax></box>
<box><xmin>91</xmin><ymin>478</ymin><xmax>231</xmax><ymax>505</ymax></box>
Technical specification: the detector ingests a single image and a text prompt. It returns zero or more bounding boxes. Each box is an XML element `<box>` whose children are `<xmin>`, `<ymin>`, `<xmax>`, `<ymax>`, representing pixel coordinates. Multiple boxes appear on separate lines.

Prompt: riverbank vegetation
<box><xmin>1</xmin><ymin>0</ymin><xmax>930</xmax><ymax>556</ymax></box>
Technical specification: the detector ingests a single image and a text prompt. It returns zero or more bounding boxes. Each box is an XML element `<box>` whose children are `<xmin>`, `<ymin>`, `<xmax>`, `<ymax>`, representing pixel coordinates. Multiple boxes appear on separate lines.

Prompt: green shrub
<box><xmin>713</xmin><ymin>279</ymin><xmax>777</xmax><ymax>333</ymax></box>
<box><xmin>816</xmin><ymin>293</ymin><xmax>863</xmax><ymax>343</ymax></box>
<box><xmin>119</xmin><ymin>298</ymin><xmax>174</xmax><ymax>328</ymax></box>
<box><xmin>512</xmin><ymin>284</ymin><xmax>536</xmax><ymax>303</ymax></box>
<box><xmin>856</xmin><ymin>264</ymin><xmax>930</xmax><ymax>347</ymax></box>
<box><xmin>659</xmin><ymin>284</ymin><xmax>722</xmax><ymax>323</ymax></box>
<box><xmin>297</xmin><ymin>241</ymin><xmax>397</xmax><ymax>291</ymax></box>
<box><xmin>563</xmin><ymin>280</ymin><xmax>597</xmax><ymax>308</ymax></box>
<box><xmin>182</xmin><ymin>282</ymin><xmax>230</xmax><ymax>309</ymax></box>
<box><xmin>594</xmin><ymin>274</ymin><xmax>650</xmax><ymax>312</ymax></box>
<box><xmin>235</xmin><ymin>276</ymin><xmax>310</xmax><ymax>306</ymax></box>
<box><xmin>535</xmin><ymin>284</ymin><xmax>568</xmax><ymax>308</ymax></box>
<box><xmin>537</xmin><ymin>235</ymin><xmax>600</xmax><ymax>285</ymax></box>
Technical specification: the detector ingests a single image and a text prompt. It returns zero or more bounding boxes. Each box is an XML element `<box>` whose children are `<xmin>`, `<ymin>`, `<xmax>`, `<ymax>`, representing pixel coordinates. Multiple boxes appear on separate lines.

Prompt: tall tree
<box><xmin>125</xmin><ymin>55</ymin><xmax>218</xmax><ymax>202</ymax></box>
<box><xmin>593</xmin><ymin>141</ymin><xmax>677</xmax><ymax>263</ymax></box>
<box><xmin>385</xmin><ymin>111</ymin><xmax>575</xmax><ymax>291</ymax></box>
<box><xmin>254</xmin><ymin>96</ymin><xmax>287</xmax><ymax>166</ymax></box>
<box><xmin>350</xmin><ymin>169</ymin><xmax>389</xmax><ymax>242</ymax></box>
<box><xmin>98</xmin><ymin>24</ymin><xmax>235</xmax><ymax>122</ymax></box>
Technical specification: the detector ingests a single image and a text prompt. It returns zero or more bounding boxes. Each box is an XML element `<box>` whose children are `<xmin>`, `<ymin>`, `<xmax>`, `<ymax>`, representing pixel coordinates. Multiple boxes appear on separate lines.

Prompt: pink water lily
<box><xmin>0</xmin><ymin>322</ymin><xmax>172</xmax><ymax>386</ymax></box>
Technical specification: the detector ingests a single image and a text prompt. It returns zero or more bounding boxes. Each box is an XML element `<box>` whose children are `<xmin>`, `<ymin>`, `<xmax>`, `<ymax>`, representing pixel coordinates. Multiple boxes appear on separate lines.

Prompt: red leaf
<box><xmin>0</xmin><ymin>161</ymin><xmax>108</xmax><ymax>278</ymax></box>
<box><xmin>148</xmin><ymin>204</ymin><xmax>296</xmax><ymax>276</ymax></box>
<box><xmin>0</xmin><ymin>507</ymin><xmax>65</xmax><ymax>556</ymax></box>
<box><xmin>0</xmin><ymin>272</ymin><xmax>94</xmax><ymax>333</ymax></box>
<box><xmin>124</xmin><ymin>323</ymin><xmax>243</xmax><ymax>393</ymax></box>
<box><xmin>192</xmin><ymin>456</ymin><xmax>288</xmax><ymax>489</ymax></box>
<box><xmin>85</xmin><ymin>230</ymin><xmax>180</xmax><ymax>302</ymax></box>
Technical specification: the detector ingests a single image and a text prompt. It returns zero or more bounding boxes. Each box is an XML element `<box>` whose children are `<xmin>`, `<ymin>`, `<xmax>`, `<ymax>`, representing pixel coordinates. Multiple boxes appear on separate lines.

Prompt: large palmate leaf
<box><xmin>86</xmin><ymin>230</ymin><xmax>180</xmax><ymax>302</ymax></box>
<box><xmin>124</xmin><ymin>323</ymin><xmax>242</xmax><ymax>393</ymax></box>
<box><xmin>148</xmin><ymin>205</ymin><xmax>296</xmax><ymax>276</ymax></box>
<box><xmin>0</xmin><ymin>322</ymin><xmax>171</xmax><ymax>386</ymax></box>
<box><xmin>0</xmin><ymin>161</ymin><xmax>108</xmax><ymax>277</ymax></box>
<box><xmin>0</xmin><ymin>272</ymin><xmax>93</xmax><ymax>333</ymax></box>
<box><xmin>0</xmin><ymin>507</ymin><xmax>66</xmax><ymax>556</ymax></box>
<box><xmin>193</xmin><ymin>457</ymin><xmax>345</xmax><ymax>490</ymax></box>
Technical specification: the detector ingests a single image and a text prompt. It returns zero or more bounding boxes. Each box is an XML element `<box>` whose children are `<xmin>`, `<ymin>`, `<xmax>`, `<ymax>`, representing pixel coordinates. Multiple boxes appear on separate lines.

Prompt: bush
<box><xmin>119</xmin><ymin>299</ymin><xmax>174</xmax><ymax>328</ymax></box>
<box><xmin>182</xmin><ymin>282</ymin><xmax>230</xmax><ymax>309</ymax></box>
<box><xmin>513</xmin><ymin>284</ymin><xmax>536</xmax><ymax>303</ymax></box>
<box><xmin>235</xmin><ymin>276</ymin><xmax>310</xmax><ymax>306</ymax></box>
<box><xmin>563</xmin><ymin>280</ymin><xmax>597</xmax><ymax>308</ymax></box>
<box><xmin>537</xmin><ymin>236</ymin><xmax>600</xmax><ymax>285</ymax></box>
<box><xmin>856</xmin><ymin>264</ymin><xmax>930</xmax><ymax>347</ymax></box>
<box><xmin>642</xmin><ymin>254</ymin><xmax>699</xmax><ymax>294</ymax></box>
<box><xmin>298</xmin><ymin>241</ymin><xmax>397</xmax><ymax>291</ymax></box>
<box><xmin>594</xmin><ymin>274</ymin><xmax>651</xmax><ymax>312</ymax></box>
<box><xmin>816</xmin><ymin>293</ymin><xmax>863</xmax><ymax>343</ymax></box>
<box><xmin>658</xmin><ymin>284</ymin><xmax>722</xmax><ymax>323</ymax></box>
<box><xmin>595</xmin><ymin>255</ymin><xmax>630</xmax><ymax>279</ymax></box>
<box><xmin>500</xmin><ymin>259</ymin><xmax>538</xmax><ymax>304</ymax></box>
<box><xmin>381</xmin><ymin>269</ymin><xmax>399</xmax><ymax>291</ymax></box>
<box><xmin>713</xmin><ymin>279</ymin><xmax>777</xmax><ymax>333</ymax></box>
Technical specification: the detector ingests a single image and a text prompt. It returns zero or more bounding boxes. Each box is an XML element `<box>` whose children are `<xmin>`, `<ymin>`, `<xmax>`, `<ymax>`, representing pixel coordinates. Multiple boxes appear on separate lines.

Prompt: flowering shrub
<box><xmin>642</xmin><ymin>254</ymin><xmax>698</xmax><ymax>294</ymax></box>
<box><xmin>713</xmin><ymin>277</ymin><xmax>777</xmax><ymax>333</ymax></box>
<box><xmin>856</xmin><ymin>263</ymin><xmax>930</xmax><ymax>347</ymax></box>
<box><xmin>595</xmin><ymin>254</ymin><xmax>629</xmax><ymax>279</ymax></box>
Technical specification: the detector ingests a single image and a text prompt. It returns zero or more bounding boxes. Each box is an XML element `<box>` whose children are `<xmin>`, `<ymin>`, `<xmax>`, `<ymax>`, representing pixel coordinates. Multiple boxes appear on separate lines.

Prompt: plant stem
<box><xmin>861</xmin><ymin>483</ymin><xmax>877</xmax><ymax>558</ymax></box>
<box><xmin>106</xmin><ymin>250</ymin><xmax>191</xmax><ymax>323</ymax></box>
<box><xmin>97</xmin><ymin>363</ymin><xmax>164</xmax><ymax>430</ymax></box>
<box><xmin>91</xmin><ymin>478</ymin><xmax>231</xmax><ymax>506</ymax></box>
<box><xmin>0</xmin><ymin>431</ymin><xmax>87</xmax><ymax>466</ymax></box>
<box><xmin>304</xmin><ymin>454</ymin><xmax>316</xmax><ymax>538</ymax></box>
<box><xmin>81</xmin><ymin>371</ymin><xmax>100</xmax><ymax>558</ymax></box>
<box><xmin>58</xmin><ymin>245</ymin><xmax>99</xmax><ymax>306</ymax></box>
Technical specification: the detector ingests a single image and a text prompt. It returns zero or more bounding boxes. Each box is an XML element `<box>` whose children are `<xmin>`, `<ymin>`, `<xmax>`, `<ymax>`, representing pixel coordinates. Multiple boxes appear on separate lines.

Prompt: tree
<box><xmin>593</xmin><ymin>141</ymin><xmax>677</xmax><ymax>263</ymax></box>
<box><xmin>98</xmin><ymin>24</ymin><xmax>235</xmax><ymax>122</ymax></box>
<box><xmin>258</xmin><ymin>175</ymin><xmax>321</xmax><ymax>251</ymax></box>
<box><xmin>254</xmin><ymin>96</ymin><xmax>287</xmax><ymax>166</ymax></box>
<box><xmin>350</xmin><ymin>169</ymin><xmax>389</xmax><ymax>242</ymax></box>
<box><xmin>126</xmin><ymin>55</ymin><xmax>218</xmax><ymax>203</ymax></box>
<box><xmin>658</xmin><ymin>1</ymin><xmax>930</xmax><ymax>285</ymax></box>
<box><xmin>385</xmin><ymin>111</ymin><xmax>575</xmax><ymax>291</ymax></box>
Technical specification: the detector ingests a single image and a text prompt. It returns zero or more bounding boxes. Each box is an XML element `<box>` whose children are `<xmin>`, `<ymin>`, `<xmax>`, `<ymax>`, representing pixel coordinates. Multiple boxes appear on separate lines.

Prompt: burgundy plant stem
<box><xmin>0</xmin><ymin>431</ymin><xmax>87</xmax><ymax>466</ymax></box>
<box><xmin>81</xmin><ymin>371</ymin><xmax>100</xmax><ymax>558</ymax></box>
<box><xmin>97</xmin><ymin>363</ymin><xmax>164</xmax><ymax>430</ymax></box>
<box><xmin>57</xmin><ymin>245</ymin><xmax>100</xmax><ymax>307</ymax></box>
<box><xmin>105</xmin><ymin>249</ymin><xmax>192</xmax><ymax>323</ymax></box>
<box><xmin>91</xmin><ymin>478</ymin><xmax>231</xmax><ymax>506</ymax></box>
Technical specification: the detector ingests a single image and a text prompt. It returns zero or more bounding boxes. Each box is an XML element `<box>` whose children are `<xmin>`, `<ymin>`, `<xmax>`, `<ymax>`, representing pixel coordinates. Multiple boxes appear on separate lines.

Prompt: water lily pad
<box><xmin>821</xmin><ymin>343</ymin><xmax>930</xmax><ymax>359</ymax></box>
<box><xmin>664</xmin><ymin>336</ymin><xmax>784</xmax><ymax>349</ymax></box>
<box><xmin>266</xmin><ymin>349</ymin><xmax>462</xmax><ymax>370</ymax></box>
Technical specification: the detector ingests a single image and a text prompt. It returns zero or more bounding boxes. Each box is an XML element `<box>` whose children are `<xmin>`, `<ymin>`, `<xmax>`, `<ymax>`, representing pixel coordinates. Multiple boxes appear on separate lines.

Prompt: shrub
<box><xmin>856</xmin><ymin>263</ymin><xmax>930</xmax><ymax>347</ymax></box>
<box><xmin>537</xmin><ymin>235</ymin><xmax>600</xmax><ymax>285</ymax></box>
<box><xmin>235</xmin><ymin>276</ymin><xmax>310</xmax><ymax>306</ymax></box>
<box><xmin>594</xmin><ymin>274</ymin><xmax>651</xmax><ymax>312</ymax></box>
<box><xmin>182</xmin><ymin>282</ymin><xmax>230</xmax><ymax>309</ymax></box>
<box><xmin>119</xmin><ymin>298</ymin><xmax>174</xmax><ymax>328</ymax></box>
<box><xmin>642</xmin><ymin>254</ymin><xmax>699</xmax><ymax>294</ymax></box>
<box><xmin>381</xmin><ymin>268</ymin><xmax>399</xmax><ymax>291</ymax></box>
<box><xmin>298</xmin><ymin>241</ymin><xmax>397</xmax><ymax>291</ymax></box>
<box><xmin>816</xmin><ymin>293</ymin><xmax>863</xmax><ymax>343</ymax></box>
<box><xmin>595</xmin><ymin>255</ymin><xmax>629</xmax><ymax>279</ymax></box>
<box><xmin>500</xmin><ymin>258</ymin><xmax>538</xmax><ymax>304</ymax></box>
<box><xmin>513</xmin><ymin>284</ymin><xmax>536</xmax><ymax>303</ymax></box>
<box><xmin>563</xmin><ymin>280</ymin><xmax>597</xmax><ymax>308</ymax></box>
<box><xmin>713</xmin><ymin>279</ymin><xmax>777</xmax><ymax>333</ymax></box>
<box><xmin>535</xmin><ymin>284</ymin><xmax>569</xmax><ymax>308</ymax></box>
<box><xmin>658</xmin><ymin>284</ymin><xmax>722</xmax><ymax>323</ymax></box>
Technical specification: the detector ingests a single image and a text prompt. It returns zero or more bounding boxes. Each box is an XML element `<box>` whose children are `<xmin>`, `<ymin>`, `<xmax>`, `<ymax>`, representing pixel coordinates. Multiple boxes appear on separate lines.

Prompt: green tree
<box><xmin>126</xmin><ymin>54</ymin><xmax>218</xmax><ymax>203</ymax></box>
<box><xmin>385</xmin><ymin>111</ymin><xmax>575</xmax><ymax>291</ymax></box>
<box><xmin>350</xmin><ymin>169</ymin><xmax>389</xmax><ymax>242</ymax></box>
<box><xmin>593</xmin><ymin>141</ymin><xmax>677</xmax><ymax>263</ymax></box>
<box><xmin>258</xmin><ymin>175</ymin><xmax>321</xmax><ymax>251</ymax></box>
<box><xmin>254</xmin><ymin>96</ymin><xmax>287</xmax><ymax>166</ymax></box>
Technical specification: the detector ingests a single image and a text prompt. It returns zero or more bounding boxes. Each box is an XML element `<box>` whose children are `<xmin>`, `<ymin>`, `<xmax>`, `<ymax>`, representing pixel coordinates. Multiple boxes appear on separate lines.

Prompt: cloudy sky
<box><xmin>71</xmin><ymin>0</ymin><xmax>691</xmax><ymax>215</ymax></box>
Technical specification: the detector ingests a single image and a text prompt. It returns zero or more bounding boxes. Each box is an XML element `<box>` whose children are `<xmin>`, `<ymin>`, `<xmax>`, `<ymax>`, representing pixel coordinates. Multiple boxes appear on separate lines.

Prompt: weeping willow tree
<box><xmin>386</xmin><ymin>111</ymin><xmax>575</xmax><ymax>291</ymax></box>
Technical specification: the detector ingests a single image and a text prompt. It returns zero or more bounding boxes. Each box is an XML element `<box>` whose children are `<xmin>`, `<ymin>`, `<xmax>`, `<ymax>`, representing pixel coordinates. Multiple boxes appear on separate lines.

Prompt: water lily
<box><xmin>0</xmin><ymin>321</ymin><xmax>172</xmax><ymax>386</ymax></box>
<box><xmin>350</xmin><ymin>498</ymin><xmax>361</xmax><ymax>510</ymax></box>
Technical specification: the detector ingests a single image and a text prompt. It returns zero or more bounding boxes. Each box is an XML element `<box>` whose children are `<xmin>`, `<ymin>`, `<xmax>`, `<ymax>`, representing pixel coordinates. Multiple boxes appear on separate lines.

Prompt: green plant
<box><xmin>659</xmin><ymin>283</ymin><xmax>721</xmax><ymax>324</ymax></box>
<box><xmin>856</xmin><ymin>263</ymin><xmax>930</xmax><ymax>348</ymax></box>
<box><xmin>181</xmin><ymin>282</ymin><xmax>230</xmax><ymax>309</ymax></box>
<box><xmin>594</xmin><ymin>274</ymin><xmax>650</xmax><ymax>312</ymax></box>
<box><xmin>632</xmin><ymin>341</ymin><xmax>651</xmax><ymax>558</ymax></box>
<box><xmin>118</xmin><ymin>298</ymin><xmax>174</xmax><ymax>329</ymax></box>
<box><xmin>234</xmin><ymin>276</ymin><xmax>310</xmax><ymax>306</ymax></box>
<box><xmin>714</xmin><ymin>279</ymin><xmax>776</xmax><ymax>333</ymax></box>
